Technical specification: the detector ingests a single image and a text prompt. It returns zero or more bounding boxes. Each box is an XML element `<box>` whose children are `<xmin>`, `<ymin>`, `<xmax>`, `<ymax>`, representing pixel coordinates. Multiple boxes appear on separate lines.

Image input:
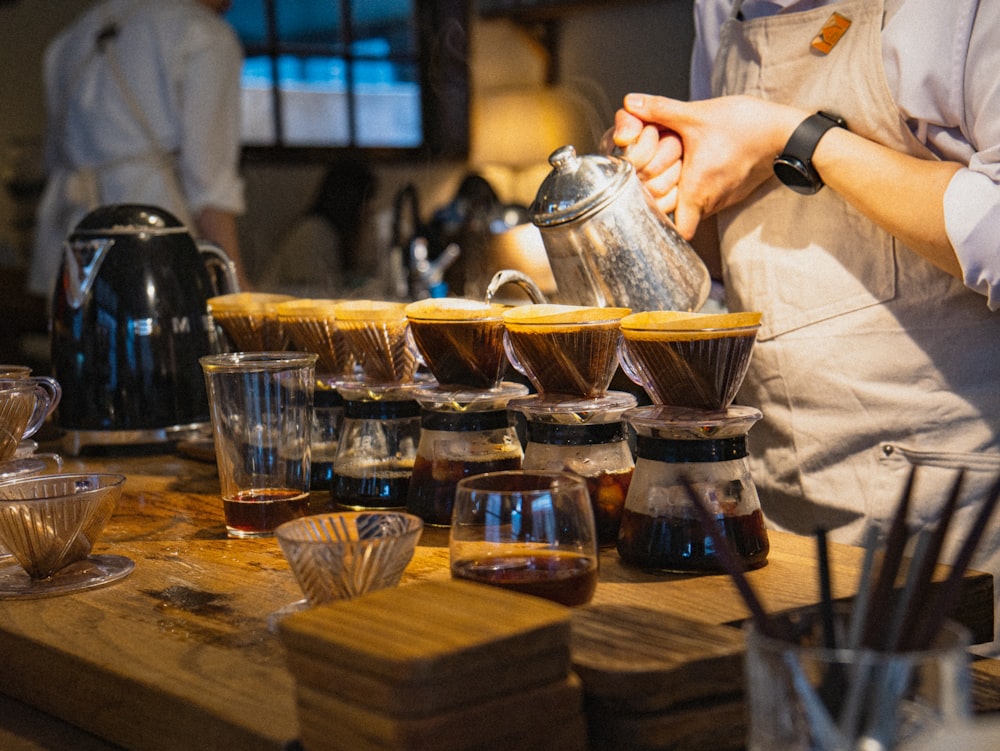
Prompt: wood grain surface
<box><xmin>0</xmin><ymin>448</ymin><xmax>995</xmax><ymax>750</ymax></box>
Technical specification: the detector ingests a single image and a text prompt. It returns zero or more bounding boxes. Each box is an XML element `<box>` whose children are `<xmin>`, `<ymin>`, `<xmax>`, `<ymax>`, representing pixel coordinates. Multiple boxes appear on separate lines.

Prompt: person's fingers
<box><xmin>641</xmin><ymin>159</ymin><xmax>681</xmax><ymax>201</ymax></box>
<box><xmin>634</xmin><ymin>136</ymin><xmax>681</xmax><ymax>183</ymax></box>
<box><xmin>621</xmin><ymin>124</ymin><xmax>662</xmax><ymax>172</ymax></box>
<box><xmin>672</xmin><ymin>197</ymin><xmax>702</xmax><ymax>241</ymax></box>
<box><xmin>647</xmin><ymin>185</ymin><xmax>678</xmax><ymax>217</ymax></box>
<box><xmin>623</xmin><ymin>93</ymin><xmax>690</xmax><ymax>131</ymax></box>
<box><xmin>612</xmin><ymin>108</ymin><xmax>645</xmax><ymax>148</ymax></box>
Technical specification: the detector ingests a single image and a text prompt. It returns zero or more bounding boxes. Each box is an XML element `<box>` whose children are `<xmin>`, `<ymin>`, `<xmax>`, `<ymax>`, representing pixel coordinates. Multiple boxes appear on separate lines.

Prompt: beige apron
<box><xmin>712</xmin><ymin>0</ymin><xmax>1000</xmax><ymax>646</ymax></box>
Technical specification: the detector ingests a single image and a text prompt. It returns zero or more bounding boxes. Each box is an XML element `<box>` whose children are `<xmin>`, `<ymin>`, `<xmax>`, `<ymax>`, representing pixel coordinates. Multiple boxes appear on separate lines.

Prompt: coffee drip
<box><xmin>323</xmin><ymin>301</ymin><xmax>426</xmax><ymax>511</ymax></box>
<box><xmin>274</xmin><ymin>299</ymin><xmax>356</xmax><ymax>492</ymax></box>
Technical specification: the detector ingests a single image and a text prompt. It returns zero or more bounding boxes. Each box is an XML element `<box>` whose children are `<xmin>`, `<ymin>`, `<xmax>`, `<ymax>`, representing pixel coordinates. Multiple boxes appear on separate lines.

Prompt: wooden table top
<box><xmin>0</xmin><ymin>447</ymin><xmax>995</xmax><ymax>751</ymax></box>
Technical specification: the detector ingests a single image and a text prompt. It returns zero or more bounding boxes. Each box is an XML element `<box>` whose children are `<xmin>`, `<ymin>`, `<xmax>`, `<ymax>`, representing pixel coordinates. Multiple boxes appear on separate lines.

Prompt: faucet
<box><xmin>409</xmin><ymin>238</ymin><xmax>461</xmax><ymax>299</ymax></box>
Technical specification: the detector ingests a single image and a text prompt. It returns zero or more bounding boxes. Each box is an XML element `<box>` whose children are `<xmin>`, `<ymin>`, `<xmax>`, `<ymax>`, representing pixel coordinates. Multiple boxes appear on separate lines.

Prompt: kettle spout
<box><xmin>198</xmin><ymin>241</ymin><xmax>241</xmax><ymax>295</ymax></box>
<box><xmin>485</xmin><ymin>269</ymin><xmax>549</xmax><ymax>304</ymax></box>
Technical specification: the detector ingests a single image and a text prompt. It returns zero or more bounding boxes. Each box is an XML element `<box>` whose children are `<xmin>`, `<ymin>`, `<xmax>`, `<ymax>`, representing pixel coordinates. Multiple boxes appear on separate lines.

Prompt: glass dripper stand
<box><xmin>617</xmin><ymin>404</ymin><xmax>769</xmax><ymax>573</ymax></box>
<box><xmin>509</xmin><ymin>391</ymin><xmax>637</xmax><ymax>547</ymax></box>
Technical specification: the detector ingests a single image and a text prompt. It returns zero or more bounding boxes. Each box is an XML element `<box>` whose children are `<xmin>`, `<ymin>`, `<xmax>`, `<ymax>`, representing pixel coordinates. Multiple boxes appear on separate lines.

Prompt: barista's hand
<box><xmin>605</xmin><ymin>112</ymin><xmax>683</xmax><ymax>219</ymax></box>
<box><xmin>613</xmin><ymin>93</ymin><xmax>804</xmax><ymax>239</ymax></box>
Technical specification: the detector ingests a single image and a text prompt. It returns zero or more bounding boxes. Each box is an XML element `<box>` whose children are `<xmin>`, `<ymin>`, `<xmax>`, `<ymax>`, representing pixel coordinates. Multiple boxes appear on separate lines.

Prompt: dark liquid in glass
<box><xmin>334</xmin><ymin>469</ymin><xmax>410</xmax><ymax>509</ymax></box>
<box><xmin>616</xmin><ymin>507</ymin><xmax>768</xmax><ymax>572</ymax></box>
<box><xmin>581</xmin><ymin>468</ymin><xmax>632</xmax><ymax>546</ymax></box>
<box><xmin>452</xmin><ymin>551</ymin><xmax>597</xmax><ymax>606</ymax></box>
<box><xmin>223</xmin><ymin>487</ymin><xmax>309</xmax><ymax>534</ymax></box>
<box><xmin>407</xmin><ymin>454</ymin><xmax>522</xmax><ymax>526</ymax></box>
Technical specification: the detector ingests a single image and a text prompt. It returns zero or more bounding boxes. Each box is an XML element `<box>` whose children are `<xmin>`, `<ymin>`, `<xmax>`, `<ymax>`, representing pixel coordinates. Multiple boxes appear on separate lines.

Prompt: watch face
<box><xmin>773</xmin><ymin>157</ymin><xmax>822</xmax><ymax>195</ymax></box>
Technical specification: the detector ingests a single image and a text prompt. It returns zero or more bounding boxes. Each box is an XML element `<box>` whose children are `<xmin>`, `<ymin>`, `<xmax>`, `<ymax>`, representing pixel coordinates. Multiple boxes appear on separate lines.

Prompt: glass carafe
<box><xmin>407</xmin><ymin>383</ymin><xmax>527</xmax><ymax>526</ymax></box>
<box><xmin>510</xmin><ymin>392</ymin><xmax>637</xmax><ymax>546</ymax></box>
<box><xmin>331</xmin><ymin>381</ymin><xmax>422</xmax><ymax>510</ymax></box>
<box><xmin>617</xmin><ymin>405</ymin><xmax>768</xmax><ymax>572</ymax></box>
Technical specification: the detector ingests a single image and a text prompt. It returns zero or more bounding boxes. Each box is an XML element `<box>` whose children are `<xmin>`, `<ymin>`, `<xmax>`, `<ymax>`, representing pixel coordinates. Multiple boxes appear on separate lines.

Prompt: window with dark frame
<box><xmin>225</xmin><ymin>0</ymin><xmax>469</xmax><ymax>160</ymax></box>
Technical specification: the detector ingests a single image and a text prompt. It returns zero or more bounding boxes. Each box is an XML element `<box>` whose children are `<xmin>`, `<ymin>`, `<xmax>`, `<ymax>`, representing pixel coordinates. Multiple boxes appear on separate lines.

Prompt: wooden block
<box><xmin>296</xmin><ymin>673</ymin><xmax>585</xmax><ymax>751</ymax></box>
<box><xmin>571</xmin><ymin>603</ymin><xmax>745</xmax><ymax>713</ymax></box>
<box><xmin>585</xmin><ymin>694</ymin><xmax>746</xmax><ymax>751</ymax></box>
<box><xmin>280</xmin><ymin>580</ymin><xmax>572</xmax><ymax>714</ymax></box>
<box><xmin>285</xmin><ymin>641</ymin><xmax>570</xmax><ymax>717</ymax></box>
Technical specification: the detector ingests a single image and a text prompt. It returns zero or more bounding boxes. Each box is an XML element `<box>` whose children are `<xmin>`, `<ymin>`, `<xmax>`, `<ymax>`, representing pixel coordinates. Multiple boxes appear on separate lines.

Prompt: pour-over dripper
<box><xmin>502</xmin><ymin>304</ymin><xmax>630</xmax><ymax>398</ymax></box>
<box><xmin>405</xmin><ymin>298</ymin><xmax>510</xmax><ymax>389</ymax></box>
<box><xmin>208</xmin><ymin>292</ymin><xmax>296</xmax><ymax>351</ymax></box>
<box><xmin>618</xmin><ymin>311</ymin><xmax>762</xmax><ymax>410</ymax></box>
<box><xmin>334</xmin><ymin>300</ymin><xmax>419</xmax><ymax>385</ymax></box>
<box><xmin>0</xmin><ymin>473</ymin><xmax>134</xmax><ymax>597</ymax></box>
<box><xmin>275</xmin><ymin>298</ymin><xmax>356</xmax><ymax>377</ymax></box>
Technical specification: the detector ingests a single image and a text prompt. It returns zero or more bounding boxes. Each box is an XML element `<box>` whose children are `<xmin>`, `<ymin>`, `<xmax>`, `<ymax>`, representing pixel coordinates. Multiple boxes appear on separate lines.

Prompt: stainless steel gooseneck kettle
<box><xmin>527</xmin><ymin>144</ymin><xmax>711</xmax><ymax>312</ymax></box>
<box><xmin>50</xmin><ymin>204</ymin><xmax>239</xmax><ymax>455</ymax></box>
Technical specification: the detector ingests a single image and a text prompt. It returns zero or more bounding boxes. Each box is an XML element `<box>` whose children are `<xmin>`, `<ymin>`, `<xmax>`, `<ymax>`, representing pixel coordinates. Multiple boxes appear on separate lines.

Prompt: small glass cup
<box><xmin>200</xmin><ymin>352</ymin><xmax>317</xmax><ymax>537</ymax></box>
<box><xmin>449</xmin><ymin>470</ymin><xmax>599</xmax><ymax>607</ymax></box>
<box><xmin>745</xmin><ymin>607</ymin><xmax>972</xmax><ymax>751</ymax></box>
<box><xmin>275</xmin><ymin>511</ymin><xmax>423</xmax><ymax>606</ymax></box>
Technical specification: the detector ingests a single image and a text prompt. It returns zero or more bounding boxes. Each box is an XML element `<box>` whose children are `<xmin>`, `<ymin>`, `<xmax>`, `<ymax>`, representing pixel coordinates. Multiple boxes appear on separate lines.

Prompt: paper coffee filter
<box><xmin>502</xmin><ymin>304</ymin><xmax>631</xmax><ymax>327</ymax></box>
<box><xmin>621</xmin><ymin>310</ymin><xmax>762</xmax><ymax>339</ymax></box>
<box><xmin>618</xmin><ymin>310</ymin><xmax>761</xmax><ymax>409</ymax></box>
<box><xmin>333</xmin><ymin>300</ymin><xmax>409</xmax><ymax>322</ymax></box>
<box><xmin>406</xmin><ymin>299</ymin><xmax>509</xmax><ymax>388</ymax></box>
<box><xmin>208</xmin><ymin>292</ymin><xmax>297</xmax><ymax>314</ymax></box>
<box><xmin>333</xmin><ymin>301</ymin><xmax>417</xmax><ymax>384</ymax></box>
<box><xmin>208</xmin><ymin>293</ymin><xmax>296</xmax><ymax>351</ymax></box>
<box><xmin>404</xmin><ymin>298</ymin><xmax>508</xmax><ymax>321</ymax></box>
<box><xmin>275</xmin><ymin>299</ymin><xmax>355</xmax><ymax>376</ymax></box>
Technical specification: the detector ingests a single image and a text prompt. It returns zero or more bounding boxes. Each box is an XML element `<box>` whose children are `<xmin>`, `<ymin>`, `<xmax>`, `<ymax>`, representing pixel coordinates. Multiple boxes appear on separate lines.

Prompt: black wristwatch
<box><xmin>773</xmin><ymin>111</ymin><xmax>847</xmax><ymax>195</ymax></box>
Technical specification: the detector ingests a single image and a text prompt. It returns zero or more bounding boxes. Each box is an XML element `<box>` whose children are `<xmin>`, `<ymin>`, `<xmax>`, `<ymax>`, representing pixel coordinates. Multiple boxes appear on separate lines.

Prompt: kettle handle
<box><xmin>198</xmin><ymin>241</ymin><xmax>240</xmax><ymax>296</ymax></box>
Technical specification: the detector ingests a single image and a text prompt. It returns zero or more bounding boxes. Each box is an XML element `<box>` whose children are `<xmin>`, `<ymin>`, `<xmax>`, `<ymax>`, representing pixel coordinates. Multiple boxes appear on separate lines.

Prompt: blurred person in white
<box><xmin>611</xmin><ymin>0</ymin><xmax>1000</xmax><ymax>652</ymax></box>
<box><xmin>30</xmin><ymin>0</ymin><xmax>250</xmax><ymax>300</ymax></box>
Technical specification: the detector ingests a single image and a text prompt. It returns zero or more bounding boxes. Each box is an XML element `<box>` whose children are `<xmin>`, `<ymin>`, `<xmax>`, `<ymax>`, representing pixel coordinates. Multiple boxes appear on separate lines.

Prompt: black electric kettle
<box><xmin>50</xmin><ymin>204</ymin><xmax>239</xmax><ymax>455</ymax></box>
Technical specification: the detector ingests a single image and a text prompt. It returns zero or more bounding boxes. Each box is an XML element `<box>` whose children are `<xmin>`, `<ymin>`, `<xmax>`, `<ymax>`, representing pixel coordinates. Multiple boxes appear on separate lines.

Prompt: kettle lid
<box><xmin>71</xmin><ymin>203</ymin><xmax>188</xmax><ymax>235</ymax></box>
<box><xmin>529</xmin><ymin>145</ymin><xmax>632</xmax><ymax>227</ymax></box>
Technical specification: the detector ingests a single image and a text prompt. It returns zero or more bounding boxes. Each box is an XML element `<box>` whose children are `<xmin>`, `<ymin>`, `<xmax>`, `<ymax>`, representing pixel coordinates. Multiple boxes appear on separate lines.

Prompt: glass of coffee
<box><xmin>449</xmin><ymin>470</ymin><xmax>598</xmax><ymax>607</ymax></box>
<box><xmin>199</xmin><ymin>352</ymin><xmax>317</xmax><ymax>537</ymax></box>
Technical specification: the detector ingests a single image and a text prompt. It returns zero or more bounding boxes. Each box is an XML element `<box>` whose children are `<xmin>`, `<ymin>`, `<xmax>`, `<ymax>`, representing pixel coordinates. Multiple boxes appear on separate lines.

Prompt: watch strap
<box><xmin>782</xmin><ymin>111</ymin><xmax>846</xmax><ymax>168</ymax></box>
